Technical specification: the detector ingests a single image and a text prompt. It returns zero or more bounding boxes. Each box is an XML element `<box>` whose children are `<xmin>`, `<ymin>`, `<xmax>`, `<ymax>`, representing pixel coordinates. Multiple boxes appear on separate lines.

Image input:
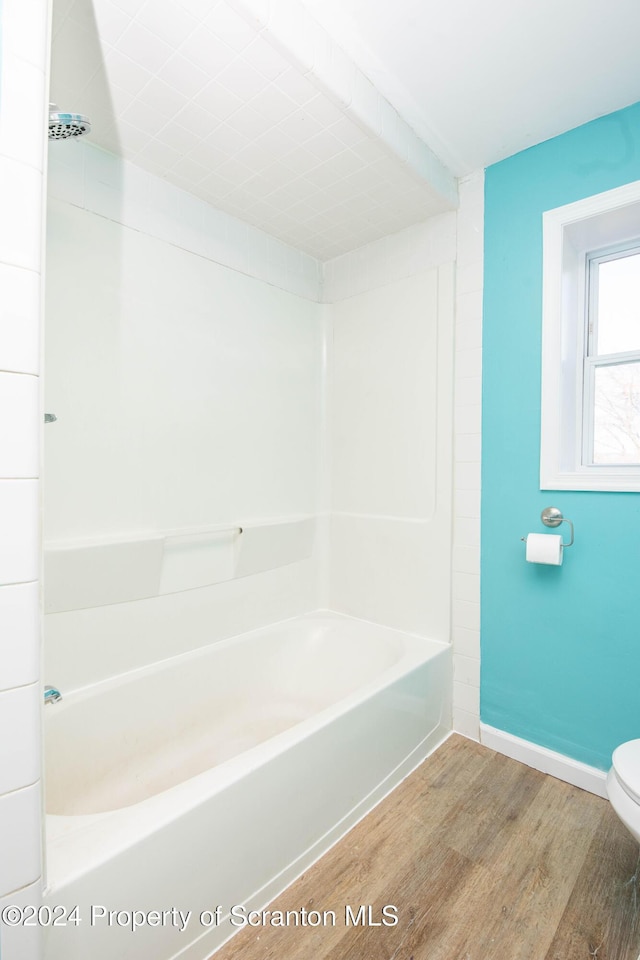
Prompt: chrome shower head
<box><xmin>48</xmin><ymin>103</ymin><xmax>91</xmax><ymax>140</ymax></box>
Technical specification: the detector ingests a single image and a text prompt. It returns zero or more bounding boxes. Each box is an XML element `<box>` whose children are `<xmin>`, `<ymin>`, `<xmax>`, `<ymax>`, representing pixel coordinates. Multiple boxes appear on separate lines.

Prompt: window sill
<box><xmin>541</xmin><ymin>471</ymin><xmax>640</xmax><ymax>492</ymax></box>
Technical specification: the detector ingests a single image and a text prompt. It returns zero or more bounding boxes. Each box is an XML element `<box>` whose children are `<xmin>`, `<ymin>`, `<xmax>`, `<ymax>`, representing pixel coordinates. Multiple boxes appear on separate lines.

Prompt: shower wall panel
<box><xmin>328</xmin><ymin>266</ymin><xmax>455</xmax><ymax>643</ymax></box>
<box><xmin>44</xmin><ymin>186</ymin><xmax>323</xmax><ymax>688</ymax></box>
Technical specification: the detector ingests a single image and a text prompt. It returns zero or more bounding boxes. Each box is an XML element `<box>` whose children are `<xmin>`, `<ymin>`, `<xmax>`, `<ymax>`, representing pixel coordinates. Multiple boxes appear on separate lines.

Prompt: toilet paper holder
<box><xmin>521</xmin><ymin>507</ymin><xmax>574</xmax><ymax>547</ymax></box>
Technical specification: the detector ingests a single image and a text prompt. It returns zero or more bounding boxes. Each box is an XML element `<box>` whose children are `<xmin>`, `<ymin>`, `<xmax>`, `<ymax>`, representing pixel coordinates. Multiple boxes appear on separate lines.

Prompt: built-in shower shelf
<box><xmin>44</xmin><ymin>517</ymin><xmax>315</xmax><ymax>614</ymax></box>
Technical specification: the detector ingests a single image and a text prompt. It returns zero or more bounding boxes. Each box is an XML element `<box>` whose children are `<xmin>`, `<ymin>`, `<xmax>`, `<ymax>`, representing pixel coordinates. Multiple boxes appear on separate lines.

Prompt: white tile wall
<box><xmin>0</xmin><ymin>583</ymin><xmax>41</xmax><ymax>692</ymax></box>
<box><xmin>0</xmin><ymin>51</ymin><xmax>47</xmax><ymax>168</ymax></box>
<box><xmin>0</xmin><ymin>784</ymin><xmax>43</xmax><ymax>898</ymax></box>
<box><xmin>0</xmin><ymin>158</ymin><xmax>46</xmax><ymax>269</ymax></box>
<box><xmin>0</xmin><ymin>374</ymin><xmax>40</xmax><ymax>477</ymax></box>
<box><xmin>452</xmin><ymin>170</ymin><xmax>484</xmax><ymax>741</ymax></box>
<box><xmin>0</xmin><ymin>0</ymin><xmax>48</xmax><ymax>954</ymax></box>
<box><xmin>0</xmin><ymin>481</ymin><xmax>40</xmax><ymax>584</ymax></box>
<box><xmin>0</xmin><ymin>881</ymin><xmax>43</xmax><ymax>958</ymax></box>
<box><xmin>0</xmin><ymin>684</ymin><xmax>41</xmax><ymax>794</ymax></box>
<box><xmin>0</xmin><ymin>265</ymin><xmax>41</xmax><ymax>375</ymax></box>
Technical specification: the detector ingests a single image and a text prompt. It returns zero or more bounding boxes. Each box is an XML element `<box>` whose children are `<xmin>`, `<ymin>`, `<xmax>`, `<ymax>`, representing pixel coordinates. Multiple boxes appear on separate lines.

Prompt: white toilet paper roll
<box><xmin>525</xmin><ymin>533</ymin><xmax>563</xmax><ymax>565</ymax></box>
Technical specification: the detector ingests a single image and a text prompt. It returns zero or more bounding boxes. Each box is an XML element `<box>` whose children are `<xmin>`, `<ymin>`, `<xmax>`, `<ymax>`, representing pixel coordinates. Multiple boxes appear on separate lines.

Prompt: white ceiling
<box><xmin>50</xmin><ymin>0</ymin><xmax>640</xmax><ymax>260</ymax></box>
<box><xmin>296</xmin><ymin>0</ymin><xmax>640</xmax><ymax>176</ymax></box>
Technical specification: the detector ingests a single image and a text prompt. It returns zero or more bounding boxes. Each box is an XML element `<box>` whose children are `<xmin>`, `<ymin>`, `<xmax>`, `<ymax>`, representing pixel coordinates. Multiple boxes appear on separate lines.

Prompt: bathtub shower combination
<box><xmin>44</xmin><ymin>612</ymin><xmax>451</xmax><ymax>960</ymax></box>
<box><xmin>42</xmin><ymin>85</ymin><xmax>455</xmax><ymax>960</ymax></box>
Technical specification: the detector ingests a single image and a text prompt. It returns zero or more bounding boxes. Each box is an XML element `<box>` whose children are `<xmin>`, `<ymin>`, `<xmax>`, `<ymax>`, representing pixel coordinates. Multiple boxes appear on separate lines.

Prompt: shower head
<box><xmin>48</xmin><ymin>103</ymin><xmax>91</xmax><ymax>140</ymax></box>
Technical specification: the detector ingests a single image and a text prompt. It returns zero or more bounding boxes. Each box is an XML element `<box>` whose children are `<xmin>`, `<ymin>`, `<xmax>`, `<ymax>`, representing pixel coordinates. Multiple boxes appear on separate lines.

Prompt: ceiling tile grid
<box><xmin>50</xmin><ymin>0</ymin><xmax>455</xmax><ymax>259</ymax></box>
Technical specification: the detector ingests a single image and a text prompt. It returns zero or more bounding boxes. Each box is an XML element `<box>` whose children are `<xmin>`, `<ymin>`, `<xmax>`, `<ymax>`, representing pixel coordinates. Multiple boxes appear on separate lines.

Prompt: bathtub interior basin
<box><xmin>44</xmin><ymin>610</ymin><xmax>452</xmax><ymax>960</ymax></box>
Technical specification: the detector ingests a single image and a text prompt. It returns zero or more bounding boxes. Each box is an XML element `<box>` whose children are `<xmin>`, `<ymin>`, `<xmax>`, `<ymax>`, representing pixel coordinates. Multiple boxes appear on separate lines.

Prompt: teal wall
<box><xmin>482</xmin><ymin>101</ymin><xmax>640</xmax><ymax>770</ymax></box>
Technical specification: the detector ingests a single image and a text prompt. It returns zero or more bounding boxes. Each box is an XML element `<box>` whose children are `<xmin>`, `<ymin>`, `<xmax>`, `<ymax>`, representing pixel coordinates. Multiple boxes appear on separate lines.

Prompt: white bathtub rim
<box><xmin>48</xmin><ymin>611</ymin><xmax>447</xmax><ymax>819</ymax></box>
<box><xmin>46</xmin><ymin>614</ymin><xmax>449</xmax><ymax>893</ymax></box>
<box><xmin>52</xmin><ymin>607</ymin><xmax>448</xmax><ymax>703</ymax></box>
<box><xmin>46</xmin><ymin>647</ymin><xmax>447</xmax><ymax>890</ymax></box>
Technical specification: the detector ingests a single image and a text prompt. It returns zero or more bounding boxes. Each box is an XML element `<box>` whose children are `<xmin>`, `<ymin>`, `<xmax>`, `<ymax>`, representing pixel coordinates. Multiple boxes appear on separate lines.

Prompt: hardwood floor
<box><xmin>212</xmin><ymin>735</ymin><xmax>640</xmax><ymax>960</ymax></box>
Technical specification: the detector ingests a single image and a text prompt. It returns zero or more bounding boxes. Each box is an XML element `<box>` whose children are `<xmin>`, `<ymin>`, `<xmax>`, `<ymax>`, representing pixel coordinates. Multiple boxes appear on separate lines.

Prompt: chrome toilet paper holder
<box><xmin>521</xmin><ymin>507</ymin><xmax>574</xmax><ymax>547</ymax></box>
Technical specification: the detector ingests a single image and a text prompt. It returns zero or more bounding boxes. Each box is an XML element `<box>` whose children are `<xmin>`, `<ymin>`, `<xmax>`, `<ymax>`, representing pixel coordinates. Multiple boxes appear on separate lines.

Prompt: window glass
<box><xmin>596</xmin><ymin>252</ymin><xmax>640</xmax><ymax>355</ymax></box>
<box><xmin>592</xmin><ymin>361</ymin><xmax>640</xmax><ymax>464</ymax></box>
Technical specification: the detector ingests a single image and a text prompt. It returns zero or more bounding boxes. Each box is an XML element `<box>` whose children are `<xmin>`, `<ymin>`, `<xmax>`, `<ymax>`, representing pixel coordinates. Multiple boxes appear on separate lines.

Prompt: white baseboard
<box><xmin>480</xmin><ymin>723</ymin><xmax>608</xmax><ymax>799</ymax></box>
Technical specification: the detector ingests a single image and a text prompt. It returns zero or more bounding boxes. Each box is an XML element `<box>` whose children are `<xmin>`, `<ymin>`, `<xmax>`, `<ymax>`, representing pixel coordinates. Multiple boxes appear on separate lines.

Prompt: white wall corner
<box><xmin>453</xmin><ymin>707</ymin><xmax>480</xmax><ymax>741</ymax></box>
<box><xmin>451</xmin><ymin>167</ymin><xmax>484</xmax><ymax>734</ymax></box>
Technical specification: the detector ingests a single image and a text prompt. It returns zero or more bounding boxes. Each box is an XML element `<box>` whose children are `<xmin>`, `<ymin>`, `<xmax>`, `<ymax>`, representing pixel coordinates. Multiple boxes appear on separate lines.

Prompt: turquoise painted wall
<box><xmin>482</xmin><ymin>101</ymin><xmax>640</xmax><ymax>770</ymax></box>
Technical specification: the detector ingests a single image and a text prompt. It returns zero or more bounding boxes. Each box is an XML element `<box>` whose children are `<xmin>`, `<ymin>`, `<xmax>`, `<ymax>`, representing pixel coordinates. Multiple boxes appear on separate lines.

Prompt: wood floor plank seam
<box><xmin>212</xmin><ymin>736</ymin><xmax>640</xmax><ymax>960</ymax></box>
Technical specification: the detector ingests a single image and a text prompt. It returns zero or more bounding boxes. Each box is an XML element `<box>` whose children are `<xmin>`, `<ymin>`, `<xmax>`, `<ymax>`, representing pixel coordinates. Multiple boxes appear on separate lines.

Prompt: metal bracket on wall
<box><xmin>540</xmin><ymin>506</ymin><xmax>574</xmax><ymax>546</ymax></box>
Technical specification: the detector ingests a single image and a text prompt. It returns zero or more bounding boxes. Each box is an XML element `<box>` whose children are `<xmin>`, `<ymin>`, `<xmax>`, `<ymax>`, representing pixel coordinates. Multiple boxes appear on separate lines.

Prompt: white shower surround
<box><xmin>40</xmin><ymin>148</ymin><xmax>459</xmax><ymax>960</ymax></box>
<box><xmin>0</xmin><ymin>6</ymin><xmax>483</xmax><ymax>952</ymax></box>
<box><xmin>44</xmin><ymin>143</ymin><xmax>458</xmax><ymax>689</ymax></box>
<box><xmin>43</xmin><ymin>612</ymin><xmax>451</xmax><ymax>960</ymax></box>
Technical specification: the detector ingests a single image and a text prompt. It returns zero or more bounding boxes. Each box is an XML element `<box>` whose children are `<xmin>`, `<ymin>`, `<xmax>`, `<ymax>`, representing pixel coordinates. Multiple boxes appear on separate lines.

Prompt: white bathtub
<box><xmin>43</xmin><ymin>611</ymin><xmax>451</xmax><ymax>960</ymax></box>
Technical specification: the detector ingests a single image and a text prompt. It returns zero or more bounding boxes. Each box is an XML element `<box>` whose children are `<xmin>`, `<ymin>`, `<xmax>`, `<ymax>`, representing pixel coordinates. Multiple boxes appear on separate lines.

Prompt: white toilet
<box><xmin>607</xmin><ymin>739</ymin><xmax>640</xmax><ymax>844</ymax></box>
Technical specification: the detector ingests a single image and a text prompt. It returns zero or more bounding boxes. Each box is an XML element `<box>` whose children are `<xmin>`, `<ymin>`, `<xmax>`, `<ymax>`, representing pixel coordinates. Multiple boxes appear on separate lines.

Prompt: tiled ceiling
<box><xmin>50</xmin><ymin>0</ymin><xmax>453</xmax><ymax>260</ymax></box>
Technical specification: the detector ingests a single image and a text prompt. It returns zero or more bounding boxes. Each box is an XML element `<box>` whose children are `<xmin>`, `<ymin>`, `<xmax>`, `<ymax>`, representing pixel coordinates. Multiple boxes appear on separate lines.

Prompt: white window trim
<box><xmin>541</xmin><ymin>180</ymin><xmax>640</xmax><ymax>492</ymax></box>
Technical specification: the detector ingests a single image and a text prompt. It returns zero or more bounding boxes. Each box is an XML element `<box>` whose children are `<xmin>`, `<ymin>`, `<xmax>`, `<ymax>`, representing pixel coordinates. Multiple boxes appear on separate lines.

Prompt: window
<box><xmin>541</xmin><ymin>181</ymin><xmax>640</xmax><ymax>491</ymax></box>
<box><xmin>584</xmin><ymin>245</ymin><xmax>640</xmax><ymax>467</ymax></box>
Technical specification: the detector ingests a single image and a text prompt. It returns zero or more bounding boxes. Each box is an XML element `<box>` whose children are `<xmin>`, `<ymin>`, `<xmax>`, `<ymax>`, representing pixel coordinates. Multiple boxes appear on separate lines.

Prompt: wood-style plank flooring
<box><xmin>212</xmin><ymin>735</ymin><xmax>640</xmax><ymax>960</ymax></box>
